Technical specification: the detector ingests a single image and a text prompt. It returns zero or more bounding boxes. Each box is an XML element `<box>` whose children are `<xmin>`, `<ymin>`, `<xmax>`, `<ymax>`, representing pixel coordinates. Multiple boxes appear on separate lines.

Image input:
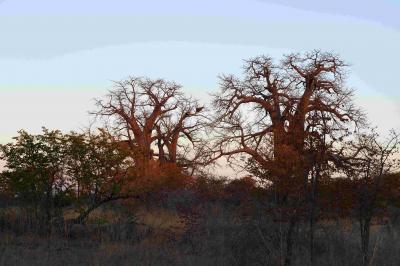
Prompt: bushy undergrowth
<box><xmin>0</xmin><ymin>177</ymin><xmax>399</xmax><ymax>266</ymax></box>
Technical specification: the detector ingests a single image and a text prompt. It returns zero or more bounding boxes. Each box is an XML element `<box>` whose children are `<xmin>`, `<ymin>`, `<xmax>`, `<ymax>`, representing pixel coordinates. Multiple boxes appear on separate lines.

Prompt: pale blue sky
<box><xmin>0</xmin><ymin>0</ymin><xmax>399</xmax><ymax>144</ymax></box>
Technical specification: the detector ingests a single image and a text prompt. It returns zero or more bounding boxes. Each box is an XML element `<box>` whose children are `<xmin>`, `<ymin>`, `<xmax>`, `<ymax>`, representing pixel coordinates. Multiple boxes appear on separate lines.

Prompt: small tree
<box><xmin>64</xmin><ymin>130</ymin><xmax>134</xmax><ymax>224</ymax></box>
<box><xmin>341</xmin><ymin>130</ymin><xmax>399</xmax><ymax>266</ymax></box>
<box><xmin>0</xmin><ymin>128</ymin><xmax>73</xmax><ymax>233</ymax></box>
<box><xmin>0</xmin><ymin>128</ymin><xmax>139</xmax><ymax>227</ymax></box>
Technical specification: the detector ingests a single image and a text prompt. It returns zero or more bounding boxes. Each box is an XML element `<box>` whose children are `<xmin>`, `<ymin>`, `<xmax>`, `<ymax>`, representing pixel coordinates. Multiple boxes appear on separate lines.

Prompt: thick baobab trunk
<box><xmin>129</xmin><ymin>134</ymin><xmax>154</xmax><ymax>177</ymax></box>
<box><xmin>272</xmin><ymin>123</ymin><xmax>286</xmax><ymax>160</ymax></box>
<box><xmin>273</xmin><ymin>120</ymin><xmax>310</xmax><ymax>266</ymax></box>
<box><xmin>169</xmin><ymin>138</ymin><xmax>178</xmax><ymax>164</ymax></box>
<box><xmin>156</xmin><ymin>126</ymin><xmax>166</xmax><ymax>163</ymax></box>
<box><xmin>160</xmin><ymin>134</ymin><xmax>180</xmax><ymax>170</ymax></box>
<box><xmin>137</xmin><ymin>151</ymin><xmax>152</xmax><ymax>177</ymax></box>
<box><xmin>157</xmin><ymin>139</ymin><xmax>166</xmax><ymax>163</ymax></box>
<box><xmin>272</xmin><ymin>122</ymin><xmax>290</xmax><ymax>196</ymax></box>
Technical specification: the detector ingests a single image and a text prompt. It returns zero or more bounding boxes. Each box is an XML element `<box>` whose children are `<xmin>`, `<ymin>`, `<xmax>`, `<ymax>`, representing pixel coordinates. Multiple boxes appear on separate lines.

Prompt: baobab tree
<box><xmin>213</xmin><ymin>50</ymin><xmax>364</xmax><ymax>196</ymax></box>
<box><xmin>212</xmin><ymin>50</ymin><xmax>365</xmax><ymax>265</ymax></box>
<box><xmin>93</xmin><ymin>76</ymin><xmax>205</xmax><ymax>177</ymax></box>
<box><xmin>155</xmin><ymin>98</ymin><xmax>207</xmax><ymax>172</ymax></box>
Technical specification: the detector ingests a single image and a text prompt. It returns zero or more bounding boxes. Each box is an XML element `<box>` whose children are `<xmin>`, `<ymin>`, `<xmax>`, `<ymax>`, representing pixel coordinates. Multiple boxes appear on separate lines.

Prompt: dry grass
<box><xmin>0</xmin><ymin>203</ymin><xmax>399</xmax><ymax>265</ymax></box>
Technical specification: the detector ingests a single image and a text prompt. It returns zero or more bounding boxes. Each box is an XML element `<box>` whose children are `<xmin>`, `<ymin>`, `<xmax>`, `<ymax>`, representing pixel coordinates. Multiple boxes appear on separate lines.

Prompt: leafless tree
<box><xmin>93</xmin><ymin>76</ymin><xmax>206</xmax><ymax>177</ymax></box>
<box><xmin>213</xmin><ymin>50</ymin><xmax>363</xmax><ymax>187</ymax></box>
<box><xmin>212</xmin><ymin>50</ymin><xmax>365</xmax><ymax>265</ymax></box>
<box><xmin>155</xmin><ymin>98</ymin><xmax>207</xmax><ymax>173</ymax></box>
<box><xmin>340</xmin><ymin>130</ymin><xmax>399</xmax><ymax>266</ymax></box>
